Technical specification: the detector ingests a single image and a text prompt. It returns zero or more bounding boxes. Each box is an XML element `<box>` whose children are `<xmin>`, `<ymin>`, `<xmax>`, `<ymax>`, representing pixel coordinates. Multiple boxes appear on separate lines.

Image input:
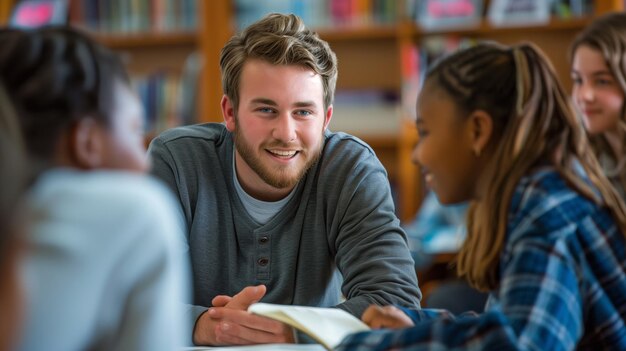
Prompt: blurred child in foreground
<box><xmin>0</xmin><ymin>27</ymin><xmax>190</xmax><ymax>350</ymax></box>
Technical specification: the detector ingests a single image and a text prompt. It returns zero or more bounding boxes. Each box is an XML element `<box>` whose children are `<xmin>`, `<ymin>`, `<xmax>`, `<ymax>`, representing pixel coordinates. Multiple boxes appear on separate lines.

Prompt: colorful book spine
<box><xmin>72</xmin><ymin>0</ymin><xmax>198</xmax><ymax>33</ymax></box>
<box><xmin>234</xmin><ymin>0</ymin><xmax>399</xmax><ymax>30</ymax></box>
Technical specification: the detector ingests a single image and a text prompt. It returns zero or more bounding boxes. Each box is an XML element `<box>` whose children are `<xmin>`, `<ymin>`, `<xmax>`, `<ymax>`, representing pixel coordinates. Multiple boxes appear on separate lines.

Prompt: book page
<box><xmin>249</xmin><ymin>303</ymin><xmax>370</xmax><ymax>350</ymax></box>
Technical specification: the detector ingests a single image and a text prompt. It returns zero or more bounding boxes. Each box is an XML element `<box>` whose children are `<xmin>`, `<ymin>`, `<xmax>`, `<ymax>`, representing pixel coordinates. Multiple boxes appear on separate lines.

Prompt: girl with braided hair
<box><xmin>570</xmin><ymin>12</ymin><xmax>626</xmax><ymax>200</ymax></box>
<box><xmin>0</xmin><ymin>27</ymin><xmax>190</xmax><ymax>351</ymax></box>
<box><xmin>336</xmin><ymin>42</ymin><xmax>626</xmax><ymax>350</ymax></box>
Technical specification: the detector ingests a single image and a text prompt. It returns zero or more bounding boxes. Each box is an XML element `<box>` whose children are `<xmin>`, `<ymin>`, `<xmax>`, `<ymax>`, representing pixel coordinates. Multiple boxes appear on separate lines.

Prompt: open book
<box><xmin>248</xmin><ymin>303</ymin><xmax>370</xmax><ymax>351</ymax></box>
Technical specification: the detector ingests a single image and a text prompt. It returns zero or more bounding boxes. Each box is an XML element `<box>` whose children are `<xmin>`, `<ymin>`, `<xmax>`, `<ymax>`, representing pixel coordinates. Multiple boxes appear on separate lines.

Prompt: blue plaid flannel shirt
<box><xmin>337</xmin><ymin>168</ymin><xmax>626</xmax><ymax>350</ymax></box>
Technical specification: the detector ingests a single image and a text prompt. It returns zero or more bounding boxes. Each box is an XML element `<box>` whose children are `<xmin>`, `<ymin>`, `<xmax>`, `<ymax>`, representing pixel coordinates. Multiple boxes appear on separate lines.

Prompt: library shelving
<box><xmin>198</xmin><ymin>0</ymin><xmax>623</xmax><ymax>221</ymax></box>
<box><xmin>66</xmin><ymin>0</ymin><xmax>202</xmax><ymax>136</ymax></box>
<box><xmin>105</xmin><ymin>0</ymin><xmax>624</xmax><ymax>220</ymax></box>
<box><xmin>0</xmin><ymin>1</ymin><xmax>13</xmax><ymax>24</ymax></box>
<box><xmin>5</xmin><ymin>0</ymin><xmax>625</xmax><ymax>222</ymax></box>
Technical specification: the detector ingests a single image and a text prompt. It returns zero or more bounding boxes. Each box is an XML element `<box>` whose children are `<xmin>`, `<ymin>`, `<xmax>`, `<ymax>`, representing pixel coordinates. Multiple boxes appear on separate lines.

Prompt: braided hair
<box><xmin>425</xmin><ymin>42</ymin><xmax>626</xmax><ymax>291</ymax></box>
<box><xmin>0</xmin><ymin>26</ymin><xmax>130</xmax><ymax>163</ymax></box>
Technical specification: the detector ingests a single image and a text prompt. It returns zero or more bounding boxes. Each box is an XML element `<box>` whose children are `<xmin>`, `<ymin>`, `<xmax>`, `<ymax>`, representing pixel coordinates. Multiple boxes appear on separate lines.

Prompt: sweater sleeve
<box><xmin>331</xmin><ymin>151</ymin><xmax>422</xmax><ymax>317</ymax></box>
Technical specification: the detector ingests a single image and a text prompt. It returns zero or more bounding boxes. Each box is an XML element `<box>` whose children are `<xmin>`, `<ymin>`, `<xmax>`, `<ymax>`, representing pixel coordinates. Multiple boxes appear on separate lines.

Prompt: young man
<box><xmin>149</xmin><ymin>13</ymin><xmax>421</xmax><ymax>346</ymax></box>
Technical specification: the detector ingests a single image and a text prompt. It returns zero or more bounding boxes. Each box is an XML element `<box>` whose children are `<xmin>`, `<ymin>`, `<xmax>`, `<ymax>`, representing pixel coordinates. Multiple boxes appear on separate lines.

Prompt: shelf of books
<box><xmin>397</xmin><ymin>0</ymin><xmax>619</xmax><ymax>220</ymax></box>
<box><xmin>5</xmin><ymin>0</ymin><xmax>623</xmax><ymax>220</ymax></box>
<box><xmin>223</xmin><ymin>0</ymin><xmax>624</xmax><ymax>221</ymax></box>
<box><xmin>95</xmin><ymin>31</ymin><xmax>197</xmax><ymax>49</ymax></box>
<box><xmin>65</xmin><ymin>0</ymin><xmax>201</xmax><ymax>141</ymax></box>
<box><xmin>317</xmin><ymin>24</ymin><xmax>398</xmax><ymax>41</ymax></box>
<box><xmin>411</xmin><ymin>15</ymin><xmax>593</xmax><ymax>37</ymax></box>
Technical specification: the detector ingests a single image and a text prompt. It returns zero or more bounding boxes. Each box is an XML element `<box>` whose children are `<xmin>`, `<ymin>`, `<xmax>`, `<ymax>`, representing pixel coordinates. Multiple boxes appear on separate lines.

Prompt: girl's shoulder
<box><xmin>28</xmin><ymin>169</ymin><xmax>181</xmax><ymax>229</ymax></box>
<box><xmin>507</xmin><ymin>167</ymin><xmax>613</xmax><ymax>244</ymax></box>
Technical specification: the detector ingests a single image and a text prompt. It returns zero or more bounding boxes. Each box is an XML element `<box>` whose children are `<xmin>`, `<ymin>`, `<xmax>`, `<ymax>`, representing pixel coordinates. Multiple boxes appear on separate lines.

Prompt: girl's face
<box><xmin>571</xmin><ymin>44</ymin><xmax>625</xmax><ymax>135</ymax></box>
<box><xmin>99</xmin><ymin>80</ymin><xmax>149</xmax><ymax>173</ymax></box>
<box><xmin>412</xmin><ymin>83</ymin><xmax>483</xmax><ymax>204</ymax></box>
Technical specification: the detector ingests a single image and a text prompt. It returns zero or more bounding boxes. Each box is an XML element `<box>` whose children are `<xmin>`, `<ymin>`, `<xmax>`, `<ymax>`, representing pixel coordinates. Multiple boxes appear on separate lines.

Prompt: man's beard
<box><xmin>233</xmin><ymin>119</ymin><xmax>324</xmax><ymax>189</ymax></box>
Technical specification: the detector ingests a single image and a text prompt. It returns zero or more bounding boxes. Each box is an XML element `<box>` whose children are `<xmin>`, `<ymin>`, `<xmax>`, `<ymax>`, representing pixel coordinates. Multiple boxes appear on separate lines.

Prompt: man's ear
<box><xmin>323</xmin><ymin>105</ymin><xmax>333</xmax><ymax>131</ymax></box>
<box><xmin>70</xmin><ymin>118</ymin><xmax>105</xmax><ymax>169</ymax></box>
<box><xmin>221</xmin><ymin>95</ymin><xmax>236</xmax><ymax>132</ymax></box>
<box><xmin>467</xmin><ymin>110</ymin><xmax>493</xmax><ymax>157</ymax></box>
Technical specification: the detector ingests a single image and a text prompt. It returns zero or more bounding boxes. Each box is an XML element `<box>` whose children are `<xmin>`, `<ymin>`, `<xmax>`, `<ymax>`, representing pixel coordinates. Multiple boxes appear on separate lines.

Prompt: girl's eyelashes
<box><xmin>595</xmin><ymin>78</ymin><xmax>613</xmax><ymax>86</ymax></box>
<box><xmin>570</xmin><ymin>75</ymin><xmax>617</xmax><ymax>87</ymax></box>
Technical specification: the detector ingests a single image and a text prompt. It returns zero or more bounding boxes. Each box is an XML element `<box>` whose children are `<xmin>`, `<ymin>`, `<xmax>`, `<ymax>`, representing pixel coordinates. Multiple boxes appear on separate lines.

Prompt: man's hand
<box><xmin>193</xmin><ymin>285</ymin><xmax>295</xmax><ymax>345</ymax></box>
<box><xmin>361</xmin><ymin>305</ymin><xmax>414</xmax><ymax>329</ymax></box>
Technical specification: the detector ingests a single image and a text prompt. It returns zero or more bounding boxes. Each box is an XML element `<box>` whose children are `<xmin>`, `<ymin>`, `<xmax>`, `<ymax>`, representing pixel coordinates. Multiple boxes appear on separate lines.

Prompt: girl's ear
<box><xmin>222</xmin><ymin>95</ymin><xmax>236</xmax><ymax>132</ymax></box>
<box><xmin>467</xmin><ymin>110</ymin><xmax>493</xmax><ymax>157</ymax></box>
<box><xmin>70</xmin><ymin>118</ymin><xmax>105</xmax><ymax>169</ymax></box>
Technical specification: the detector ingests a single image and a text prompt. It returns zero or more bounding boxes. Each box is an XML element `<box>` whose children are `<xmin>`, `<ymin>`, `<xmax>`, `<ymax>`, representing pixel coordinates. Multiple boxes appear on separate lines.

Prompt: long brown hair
<box><xmin>426</xmin><ymin>42</ymin><xmax>626</xmax><ymax>291</ymax></box>
<box><xmin>570</xmin><ymin>12</ymin><xmax>626</xmax><ymax>197</ymax></box>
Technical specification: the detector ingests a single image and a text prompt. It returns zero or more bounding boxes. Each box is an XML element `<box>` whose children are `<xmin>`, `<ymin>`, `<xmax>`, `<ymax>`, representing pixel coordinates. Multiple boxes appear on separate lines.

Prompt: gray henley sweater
<box><xmin>149</xmin><ymin>123</ymin><xmax>421</xmax><ymax>329</ymax></box>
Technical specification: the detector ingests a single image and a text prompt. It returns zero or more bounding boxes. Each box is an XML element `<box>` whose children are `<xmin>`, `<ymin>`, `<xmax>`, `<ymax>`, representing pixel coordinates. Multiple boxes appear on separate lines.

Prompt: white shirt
<box><xmin>18</xmin><ymin>169</ymin><xmax>190</xmax><ymax>351</ymax></box>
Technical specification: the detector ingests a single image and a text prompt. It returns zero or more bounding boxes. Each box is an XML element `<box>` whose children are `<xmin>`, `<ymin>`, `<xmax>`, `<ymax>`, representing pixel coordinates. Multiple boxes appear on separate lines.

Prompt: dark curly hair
<box><xmin>0</xmin><ymin>26</ymin><xmax>130</xmax><ymax>162</ymax></box>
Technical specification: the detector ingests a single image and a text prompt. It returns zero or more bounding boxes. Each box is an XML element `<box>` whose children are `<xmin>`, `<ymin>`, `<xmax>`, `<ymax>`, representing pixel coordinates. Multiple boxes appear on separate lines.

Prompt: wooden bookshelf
<box><xmin>0</xmin><ymin>0</ymin><xmax>15</xmax><ymax>24</ymax></box>
<box><xmin>4</xmin><ymin>0</ymin><xmax>616</xmax><ymax>221</ymax></box>
<box><xmin>194</xmin><ymin>0</ymin><xmax>625</xmax><ymax>222</ymax></box>
<box><xmin>394</xmin><ymin>15</ymin><xmax>603</xmax><ymax>220</ymax></box>
<box><xmin>317</xmin><ymin>18</ymin><xmax>598</xmax><ymax>219</ymax></box>
<box><xmin>54</xmin><ymin>0</ymin><xmax>623</xmax><ymax>222</ymax></box>
<box><xmin>198</xmin><ymin>0</ymin><xmax>233</xmax><ymax>124</ymax></box>
<box><xmin>62</xmin><ymin>0</ymin><xmax>201</xmax><ymax>137</ymax></box>
<box><xmin>412</xmin><ymin>16</ymin><xmax>593</xmax><ymax>37</ymax></box>
<box><xmin>595</xmin><ymin>0</ymin><xmax>625</xmax><ymax>13</ymax></box>
<box><xmin>317</xmin><ymin>24</ymin><xmax>398</xmax><ymax>41</ymax></box>
<box><xmin>95</xmin><ymin>31</ymin><xmax>197</xmax><ymax>49</ymax></box>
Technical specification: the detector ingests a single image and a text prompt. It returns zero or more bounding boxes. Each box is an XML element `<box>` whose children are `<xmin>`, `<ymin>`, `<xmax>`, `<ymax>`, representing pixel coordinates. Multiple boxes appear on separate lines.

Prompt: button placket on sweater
<box><xmin>255</xmin><ymin>232</ymin><xmax>271</xmax><ymax>281</ymax></box>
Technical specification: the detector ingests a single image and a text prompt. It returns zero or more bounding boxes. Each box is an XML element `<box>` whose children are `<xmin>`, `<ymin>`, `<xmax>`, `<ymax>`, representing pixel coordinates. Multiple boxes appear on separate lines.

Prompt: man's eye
<box><xmin>295</xmin><ymin>110</ymin><xmax>312</xmax><ymax>117</ymax></box>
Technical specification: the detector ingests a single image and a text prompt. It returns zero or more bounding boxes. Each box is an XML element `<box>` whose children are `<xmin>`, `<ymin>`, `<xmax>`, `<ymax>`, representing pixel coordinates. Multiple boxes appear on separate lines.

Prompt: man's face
<box><xmin>224</xmin><ymin>59</ymin><xmax>332</xmax><ymax>200</ymax></box>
